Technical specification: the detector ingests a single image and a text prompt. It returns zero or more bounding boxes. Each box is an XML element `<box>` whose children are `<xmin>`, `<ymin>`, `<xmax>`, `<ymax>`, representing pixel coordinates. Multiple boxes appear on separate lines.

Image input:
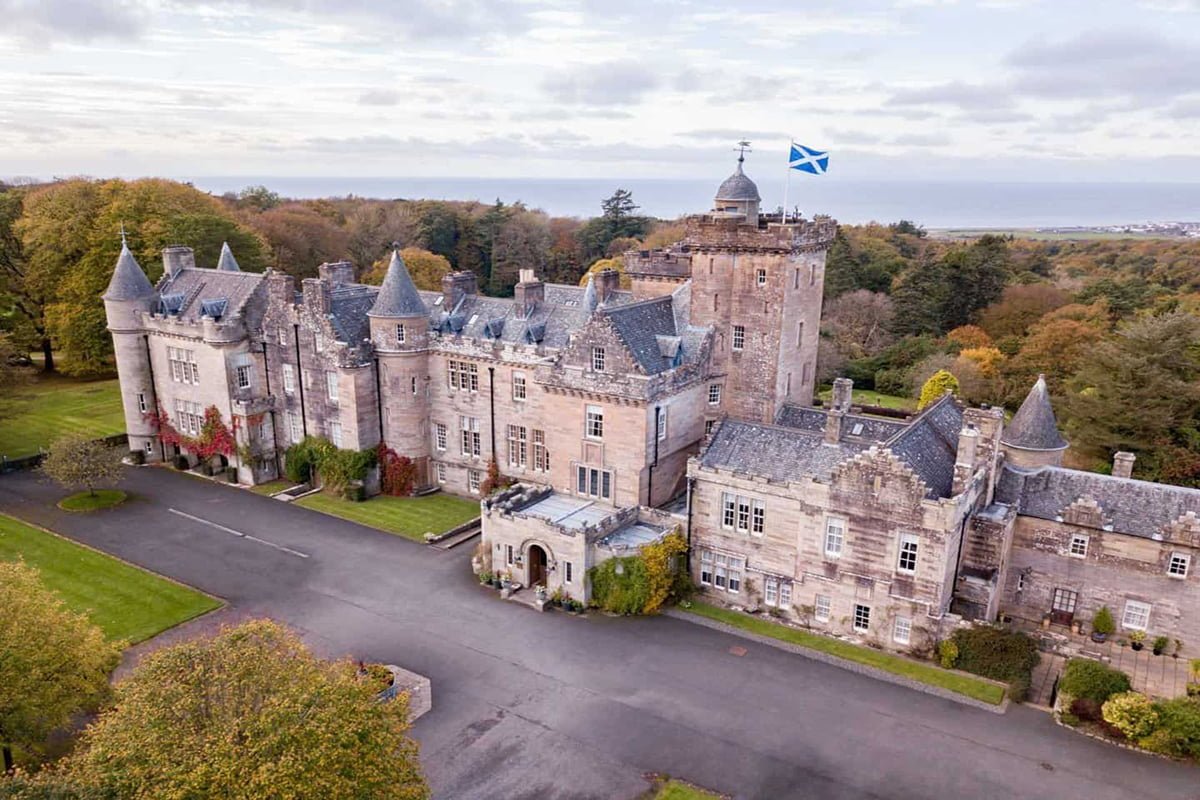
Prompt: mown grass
<box><xmin>295</xmin><ymin>491</ymin><xmax>479</xmax><ymax>541</ymax></box>
<box><xmin>0</xmin><ymin>374</ymin><xmax>125</xmax><ymax>459</ymax></box>
<box><xmin>58</xmin><ymin>489</ymin><xmax>128</xmax><ymax>512</ymax></box>
<box><xmin>0</xmin><ymin>514</ymin><xmax>220</xmax><ymax>643</ymax></box>
<box><xmin>652</xmin><ymin>780</ymin><xmax>724</xmax><ymax>800</ymax></box>
<box><xmin>249</xmin><ymin>479</ymin><xmax>291</xmax><ymax>496</ymax></box>
<box><xmin>685</xmin><ymin>601</ymin><xmax>1005</xmax><ymax>705</ymax></box>
<box><xmin>818</xmin><ymin>387</ymin><xmax>915</xmax><ymax>412</ymax></box>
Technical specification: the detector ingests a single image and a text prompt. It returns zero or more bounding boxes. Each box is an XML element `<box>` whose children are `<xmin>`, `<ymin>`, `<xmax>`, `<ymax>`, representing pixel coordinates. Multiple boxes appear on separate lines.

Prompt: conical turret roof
<box><xmin>216</xmin><ymin>241</ymin><xmax>241</xmax><ymax>272</ymax></box>
<box><xmin>1002</xmin><ymin>374</ymin><xmax>1068</xmax><ymax>451</ymax></box>
<box><xmin>582</xmin><ymin>274</ymin><xmax>598</xmax><ymax>313</ymax></box>
<box><xmin>102</xmin><ymin>241</ymin><xmax>155</xmax><ymax>301</ymax></box>
<box><xmin>368</xmin><ymin>250</ymin><xmax>427</xmax><ymax>317</ymax></box>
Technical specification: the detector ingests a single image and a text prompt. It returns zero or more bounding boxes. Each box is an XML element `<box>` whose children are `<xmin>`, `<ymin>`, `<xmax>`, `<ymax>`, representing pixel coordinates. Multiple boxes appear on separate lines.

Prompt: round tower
<box><xmin>368</xmin><ymin>250</ymin><xmax>432</xmax><ymax>483</ymax></box>
<box><xmin>103</xmin><ymin>240</ymin><xmax>160</xmax><ymax>460</ymax></box>
<box><xmin>1000</xmin><ymin>374</ymin><xmax>1069</xmax><ymax>469</ymax></box>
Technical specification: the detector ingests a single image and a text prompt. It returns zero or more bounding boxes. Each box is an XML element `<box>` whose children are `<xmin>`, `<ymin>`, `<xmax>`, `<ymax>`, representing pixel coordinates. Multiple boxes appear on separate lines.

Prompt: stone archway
<box><xmin>528</xmin><ymin>544</ymin><xmax>548</xmax><ymax>588</ymax></box>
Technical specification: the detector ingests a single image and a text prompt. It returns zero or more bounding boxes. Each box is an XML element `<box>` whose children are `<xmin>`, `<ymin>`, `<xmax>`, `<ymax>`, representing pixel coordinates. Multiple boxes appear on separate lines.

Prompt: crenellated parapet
<box><xmin>683</xmin><ymin>215</ymin><xmax>837</xmax><ymax>254</ymax></box>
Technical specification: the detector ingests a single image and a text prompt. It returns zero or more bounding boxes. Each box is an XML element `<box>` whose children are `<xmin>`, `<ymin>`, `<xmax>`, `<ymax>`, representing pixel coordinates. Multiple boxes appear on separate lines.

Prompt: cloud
<box><xmin>823</xmin><ymin>128</ymin><xmax>883</xmax><ymax>145</ymax></box>
<box><xmin>227</xmin><ymin>0</ymin><xmax>533</xmax><ymax>40</ymax></box>
<box><xmin>677</xmin><ymin>128</ymin><xmax>789</xmax><ymax>143</ymax></box>
<box><xmin>0</xmin><ymin>0</ymin><xmax>146</xmax><ymax>43</ymax></box>
<box><xmin>1166</xmin><ymin>97</ymin><xmax>1200</xmax><ymax>119</ymax></box>
<box><xmin>541</xmin><ymin>61</ymin><xmax>659</xmax><ymax>106</ymax></box>
<box><xmin>886</xmin><ymin>81</ymin><xmax>1012</xmax><ymax>110</ymax></box>
<box><xmin>891</xmin><ymin>132</ymin><xmax>952</xmax><ymax>147</ymax></box>
<box><xmin>358</xmin><ymin>89</ymin><xmax>401</xmax><ymax>106</ymax></box>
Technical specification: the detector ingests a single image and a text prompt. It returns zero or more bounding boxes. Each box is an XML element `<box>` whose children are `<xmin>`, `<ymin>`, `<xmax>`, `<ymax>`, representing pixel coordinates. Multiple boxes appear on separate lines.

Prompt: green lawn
<box><xmin>58</xmin><ymin>489</ymin><xmax>128</xmax><ymax>512</ymax></box>
<box><xmin>818</xmin><ymin>387</ymin><xmax>915</xmax><ymax>412</ymax></box>
<box><xmin>295</xmin><ymin>491</ymin><xmax>480</xmax><ymax>541</ymax></box>
<box><xmin>652</xmin><ymin>780</ymin><xmax>723</xmax><ymax>800</ymax></box>
<box><xmin>685</xmin><ymin>601</ymin><xmax>1005</xmax><ymax>705</ymax></box>
<box><xmin>0</xmin><ymin>514</ymin><xmax>220</xmax><ymax>643</ymax></box>
<box><xmin>0</xmin><ymin>374</ymin><xmax>125</xmax><ymax>459</ymax></box>
<box><xmin>250</xmin><ymin>479</ymin><xmax>291</xmax><ymax>496</ymax></box>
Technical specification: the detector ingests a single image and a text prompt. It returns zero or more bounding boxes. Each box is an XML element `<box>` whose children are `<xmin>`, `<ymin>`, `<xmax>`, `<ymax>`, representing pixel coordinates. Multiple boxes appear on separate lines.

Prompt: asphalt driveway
<box><xmin>1</xmin><ymin>467</ymin><xmax>1195</xmax><ymax>800</ymax></box>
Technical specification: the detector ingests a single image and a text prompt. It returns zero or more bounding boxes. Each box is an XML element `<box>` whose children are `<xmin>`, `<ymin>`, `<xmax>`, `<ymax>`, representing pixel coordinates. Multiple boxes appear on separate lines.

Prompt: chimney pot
<box><xmin>1112</xmin><ymin>451</ymin><xmax>1136</xmax><ymax>479</ymax></box>
<box><xmin>162</xmin><ymin>245</ymin><xmax>195</xmax><ymax>277</ymax></box>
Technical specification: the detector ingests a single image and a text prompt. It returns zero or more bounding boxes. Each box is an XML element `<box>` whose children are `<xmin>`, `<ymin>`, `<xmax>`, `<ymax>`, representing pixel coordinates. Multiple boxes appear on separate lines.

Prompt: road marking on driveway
<box><xmin>168</xmin><ymin>508</ymin><xmax>310</xmax><ymax>559</ymax></box>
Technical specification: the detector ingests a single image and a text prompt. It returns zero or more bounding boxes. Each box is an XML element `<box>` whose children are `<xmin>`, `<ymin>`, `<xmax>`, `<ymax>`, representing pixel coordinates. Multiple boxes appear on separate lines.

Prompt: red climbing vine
<box><xmin>376</xmin><ymin>442</ymin><xmax>417</xmax><ymax>496</ymax></box>
<box><xmin>145</xmin><ymin>404</ymin><xmax>239</xmax><ymax>460</ymax></box>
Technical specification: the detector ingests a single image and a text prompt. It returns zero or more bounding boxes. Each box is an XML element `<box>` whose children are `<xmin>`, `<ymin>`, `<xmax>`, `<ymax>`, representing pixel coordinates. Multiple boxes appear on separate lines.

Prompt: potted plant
<box><xmin>1090</xmin><ymin>606</ymin><xmax>1115</xmax><ymax>643</ymax></box>
<box><xmin>479</xmin><ymin>570</ymin><xmax>492</xmax><ymax>586</ymax></box>
<box><xmin>1130</xmin><ymin>630</ymin><xmax>1146</xmax><ymax>651</ymax></box>
<box><xmin>1153</xmin><ymin>635</ymin><xmax>1170</xmax><ymax>656</ymax></box>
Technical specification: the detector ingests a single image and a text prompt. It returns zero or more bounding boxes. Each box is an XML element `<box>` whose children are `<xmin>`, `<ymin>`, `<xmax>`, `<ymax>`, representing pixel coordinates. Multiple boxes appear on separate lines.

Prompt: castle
<box><xmin>106</xmin><ymin>157</ymin><xmax>1200</xmax><ymax>655</ymax></box>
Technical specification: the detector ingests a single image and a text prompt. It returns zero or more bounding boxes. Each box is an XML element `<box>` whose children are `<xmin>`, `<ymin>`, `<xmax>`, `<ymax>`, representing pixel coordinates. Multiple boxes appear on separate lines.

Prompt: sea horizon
<box><xmin>172</xmin><ymin>175</ymin><xmax>1200</xmax><ymax>230</ymax></box>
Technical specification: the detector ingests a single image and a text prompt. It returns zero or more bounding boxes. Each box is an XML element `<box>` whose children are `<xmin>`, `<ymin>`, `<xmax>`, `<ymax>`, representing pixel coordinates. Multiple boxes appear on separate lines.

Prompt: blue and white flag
<box><xmin>789</xmin><ymin>143</ymin><xmax>829</xmax><ymax>175</ymax></box>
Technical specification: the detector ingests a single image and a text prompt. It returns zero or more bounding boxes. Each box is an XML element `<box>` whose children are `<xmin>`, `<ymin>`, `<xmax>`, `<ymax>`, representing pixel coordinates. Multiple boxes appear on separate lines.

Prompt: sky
<box><xmin>2</xmin><ymin>0</ymin><xmax>1200</xmax><ymax>184</ymax></box>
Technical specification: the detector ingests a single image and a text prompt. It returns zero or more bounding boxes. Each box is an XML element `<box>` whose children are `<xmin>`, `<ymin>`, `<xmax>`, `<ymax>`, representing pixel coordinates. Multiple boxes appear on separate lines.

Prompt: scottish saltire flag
<box><xmin>789</xmin><ymin>143</ymin><xmax>829</xmax><ymax>175</ymax></box>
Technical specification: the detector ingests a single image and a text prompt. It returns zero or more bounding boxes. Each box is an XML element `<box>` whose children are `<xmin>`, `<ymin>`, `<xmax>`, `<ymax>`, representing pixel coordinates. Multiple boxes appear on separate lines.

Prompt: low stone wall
<box><xmin>1</xmin><ymin>433</ymin><xmax>129</xmax><ymax>474</ymax></box>
<box><xmin>384</xmin><ymin>664</ymin><xmax>432</xmax><ymax>722</ymax></box>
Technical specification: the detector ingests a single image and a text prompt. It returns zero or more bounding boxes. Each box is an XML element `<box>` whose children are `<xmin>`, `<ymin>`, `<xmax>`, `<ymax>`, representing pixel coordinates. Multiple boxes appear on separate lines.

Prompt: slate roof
<box><xmin>775</xmin><ymin>404</ymin><xmax>907</xmax><ymax>443</ymax></box>
<box><xmin>215</xmin><ymin>242</ymin><xmax>241</xmax><ymax>272</ymax></box>
<box><xmin>369</xmin><ymin>251</ymin><xmax>427</xmax><ymax>318</ymax></box>
<box><xmin>995</xmin><ymin>465</ymin><xmax>1200</xmax><ymax>540</ymax></box>
<box><xmin>715</xmin><ymin>160</ymin><xmax>761</xmax><ymax>202</ymax></box>
<box><xmin>883</xmin><ymin>396</ymin><xmax>964</xmax><ymax>499</ymax></box>
<box><xmin>154</xmin><ymin>268</ymin><xmax>263</xmax><ymax>323</ymax></box>
<box><xmin>1001</xmin><ymin>375</ymin><xmax>1068</xmax><ymax>451</ymax></box>
<box><xmin>103</xmin><ymin>242</ymin><xmax>155</xmax><ymax>301</ymax></box>
<box><xmin>700</xmin><ymin>420</ymin><xmax>868</xmax><ymax>483</ymax></box>
<box><xmin>331</xmin><ymin>285</ymin><xmax>379</xmax><ymax>343</ymax></box>
<box><xmin>603</xmin><ymin>296</ymin><xmax>682</xmax><ymax>374</ymax></box>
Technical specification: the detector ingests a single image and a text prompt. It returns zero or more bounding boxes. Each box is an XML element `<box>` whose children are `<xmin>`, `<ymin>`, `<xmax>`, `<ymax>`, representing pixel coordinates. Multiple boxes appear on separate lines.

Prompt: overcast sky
<box><xmin>2</xmin><ymin>0</ymin><xmax>1199</xmax><ymax>183</ymax></box>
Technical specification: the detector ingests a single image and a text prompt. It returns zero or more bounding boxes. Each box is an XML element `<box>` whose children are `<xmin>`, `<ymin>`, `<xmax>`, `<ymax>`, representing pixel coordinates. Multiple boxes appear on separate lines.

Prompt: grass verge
<box><xmin>249</xmin><ymin>479</ymin><xmax>291</xmax><ymax>496</ymax></box>
<box><xmin>685</xmin><ymin>601</ymin><xmax>1005</xmax><ymax>705</ymax></box>
<box><xmin>652</xmin><ymin>780</ymin><xmax>723</xmax><ymax>800</ymax></box>
<box><xmin>58</xmin><ymin>489</ymin><xmax>128</xmax><ymax>512</ymax></box>
<box><xmin>0</xmin><ymin>514</ymin><xmax>221</xmax><ymax>643</ymax></box>
<box><xmin>295</xmin><ymin>491</ymin><xmax>479</xmax><ymax>541</ymax></box>
<box><xmin>0</xmin><ymin>375</ymin><xmax>124</xmax><ymax>459</ymax></box>
<box><xmin>817</xmin><ymin>387</ymin><xmax>914</xmax><ymax>412</ymax></box>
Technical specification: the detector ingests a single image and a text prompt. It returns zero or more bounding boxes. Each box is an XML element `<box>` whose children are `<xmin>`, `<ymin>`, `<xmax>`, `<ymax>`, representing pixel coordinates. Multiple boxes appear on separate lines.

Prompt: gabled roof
<box><xmin>153</xmin><ymin>268</ymin><xmax>263</xmax><ymax>323</ymax></box>
<box><xmin>602</xmin><ymin>296</ymin><xmax>681</xmax><ymax>375</ymax></box>
<box><xmin>103</xmin><ymin>242</ymin><xmax>155</xmax><ymax>301</ymax></box>
<box><xmin>700</xmin><ymin>420</ymin><xmax>867</xmax><ymax>482</ymax></box>
<box><xmin>216</xmin><ymin>242</ymin><xmax>241</xmax><ymax>272</ymax></box>
<box><xmin>883</xmin><ymin>395</ymin><xmax>963</xmax><ymax>499</ymax></box>
<box><xmin>1002</xmin><ymin>375</ymin><xmax>1068</xmax><ymax>451</ymax></box>
<box><xmin>368</xmin><ymin>250</ymin><xmax>427</xmax><ymax>318</ymax></box>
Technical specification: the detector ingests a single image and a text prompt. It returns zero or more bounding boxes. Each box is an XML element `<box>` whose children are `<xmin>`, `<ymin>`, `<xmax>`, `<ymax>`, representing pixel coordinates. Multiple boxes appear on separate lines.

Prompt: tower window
<box><xmin>137</xmin><ymin>393</ymin><xmax>147</xmax><ymax>413</ymax></box>
<box><xmin>591</xmin><ymin>347</ymin><xmax>605</xmax><ymax>372</ymax></box>
<box><xmin>396</xmin><ymin>324</ymin><xmax>405</xmax><ymax>344</ymax></box>
<box><xmin>732</xmin><ymin>325</ymin><xmax>745</xmax><ymax>351</ymax></box>
<box><xmin>793</xmin><ymin>268</ymin><xmax>800</xmax><ymax>289</ymax></box>
<box><xmin>713</xmin><ymin>293</ymin><xmax>719</xmax><ymax>312</ymax></box>
<box><xmin>756</xmin><ymin>268</ymin><xmax>767</xmax><ymax>286</ymax></box>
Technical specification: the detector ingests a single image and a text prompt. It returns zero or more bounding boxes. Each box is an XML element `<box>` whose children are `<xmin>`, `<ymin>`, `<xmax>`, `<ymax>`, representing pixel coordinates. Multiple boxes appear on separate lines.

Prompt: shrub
<box><xmin>173</xmin><ymin>454</ymin><xmax>190</xmax><ymax>470</ymax></box>
<box><xmin>588</xmin><ymin>530</ymin><xmax>688</xmax><ymax>615</ymax></box>
<box><xmin>1069</xmin><ymin>697</ymin><xmax>1103</xmax><ymax>723</ymax></box>
<box><xmin>949</xmin><ymin>626</ymin><xmax>1040</xmax><ymax>701</ymax></box>
<box><xmin>918</xmin><ymin>369</ymin><xmax>959</xmax><ymax>409</ymax></box>
<box><xmin>128</xmin><ymin>449</ymin><xmax>145</xmax><ymax>465</ymax></box>
<box><xmin>1139</xmin><ymin>698</ymin><xmax>1200</xmax><ymax>759</ymax></box>
<box><xmin>1102</xmin><ymin>692</ymin><xmax>1159</xmax><ymax>739</ymax></box>
<box><xmin>1153</xmin><ymin>635</ymin><xmax>1170</xmax><ymax>655</ymax></box>
<box><xmin>938</xmin><ymin>640</ymin><xmax>958</xmax><ymax>669</ymax></box>
<box><xmin>1092</xmin><ymin>606</ymin><xmax>1115</xmax><ymax>636</ymax></box>
<box><xmin>1059</xmin><ymin>658</ymin><xmax>1132</xmax><ymax>703</ymax></box>
<box><xmin>319</xmin><ymin>447</ymin><xmax>376</xmax><ymax>493</ymax></box>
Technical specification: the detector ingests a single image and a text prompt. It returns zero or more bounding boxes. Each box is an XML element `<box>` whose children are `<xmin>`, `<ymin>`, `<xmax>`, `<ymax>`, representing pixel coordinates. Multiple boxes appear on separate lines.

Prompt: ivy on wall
<box><xmin>588</xmin><ymin>529</ymin><xmax>689</xmax><ymax>615</ymax></box>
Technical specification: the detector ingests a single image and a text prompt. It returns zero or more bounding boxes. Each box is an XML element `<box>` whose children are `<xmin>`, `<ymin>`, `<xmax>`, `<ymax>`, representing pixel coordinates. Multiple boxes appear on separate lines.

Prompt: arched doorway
<box><xmin>528</xmin><ymin>544</ymin><xmax>548</xmax><ymax>587</ymax></box>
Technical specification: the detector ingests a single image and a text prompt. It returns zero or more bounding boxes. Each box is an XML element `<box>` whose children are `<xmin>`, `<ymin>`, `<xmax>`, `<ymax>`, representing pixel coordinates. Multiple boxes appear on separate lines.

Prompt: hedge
<box><xmin>947</xmin><ymin>626</ymin><xmax>1040</xmax><ymax>701</ymax></box>
<box><xmin>1059</xmin><ymin>658</ymin><xmax>1131</xmax><ymax>704</ymax></box>
<box><xmin>283</xmin><ymin>437</ymin><xmax>375</xmax><ymax>492</ymax></box>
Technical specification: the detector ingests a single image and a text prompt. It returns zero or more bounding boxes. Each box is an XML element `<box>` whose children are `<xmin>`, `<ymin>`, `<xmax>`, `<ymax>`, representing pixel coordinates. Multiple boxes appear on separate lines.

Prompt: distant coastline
<box><xmin>176</xmin><ymin>175</ymin><xmax>1200</xmax><ymax>230</ymax></box>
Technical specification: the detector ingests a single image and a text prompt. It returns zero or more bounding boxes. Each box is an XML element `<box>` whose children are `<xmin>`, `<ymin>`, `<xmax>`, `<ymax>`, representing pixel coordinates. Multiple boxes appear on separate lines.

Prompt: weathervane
<box><xmin>735</xmin><ymin>140</ymin><xmax>752</xmax><ymax>164</ymax></box>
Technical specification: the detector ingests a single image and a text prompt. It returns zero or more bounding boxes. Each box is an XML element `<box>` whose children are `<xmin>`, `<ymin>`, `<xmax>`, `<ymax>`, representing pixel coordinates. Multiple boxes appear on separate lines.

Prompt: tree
<box><xmin>61</xmin><ymin>620</ymin><xmax>428</xmax><ymax>800</ymax></box>
<box><xmin>244</xmin><ymin>203</ymin><xmax>349</xmax><ymax>278</ymax></box>
<box><xmin>918</xmin><ymin>369</ymin><xmax>959</xmax><ymax>409</ymax></box>
<box><xmin>578</xmin><ymin>258</ymin><xmax>631</xmax><ymax>289</ymax></box>
<box><xmin>234</xmin><ymin>185</ymin><xmax>281</xmax><ymax>212</ymax></box>
<box><xmin>977</xmin><ymin>283</ymin><xmax>1069</xmax><ymax>340</ymax></box>
<box><xmin>39</xmin><ymin>433</ymin><xmax>122</xmax><ymax>497</ymax></box>
<box><xmin>0</xmin><ymin>561</ymin><xmax>120</xmax><ymax>771</ymax></box>
<box><xmin>945</xmin><ymin>325</ymin><xmax>993</xmax><ymax>350</ymax></box>
<box><xmin>822</xmin><ymin>290</ymin><xmax>894</xmax><ymax>361</ymax></box>
<box><xmin>489</xmin><ymin>210</ymin><xmax>551</xmax><ymax>296</ymax></box>
<box><xmin>892</xmin><ymin>235</ymin><xmax>1011</xmax><ymax>337</ymax></box>
<box><xmin>577</xmin><ymin>189</ymin><xmax>649</xmax><ymax>261</ymax></box>
<box><xmin>1002</xmin><ymin>317</ymin><xmax>1102</xmax><ymax>397</ymax></box>
<box><xmin>362</xmin><ymin>247</ymin><xmax>452</xmax><ymax>291</ymax></box>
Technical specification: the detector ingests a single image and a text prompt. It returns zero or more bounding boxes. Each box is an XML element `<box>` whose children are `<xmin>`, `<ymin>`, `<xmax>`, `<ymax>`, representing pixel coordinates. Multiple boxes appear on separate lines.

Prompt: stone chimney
<box><xmin>318</xmin><ymin>260</ymin><xmax>355</xmax><ymax>285</ymax></box>
<box><xmin>593</xmin><ymin>268</ymin><xmax>621</xmax><ymax>305</ymax></box>
<box><xmin>162</xmin><ymin>245</ymin><xmax>195</xmax><ymax>278</ymax></box>
<box><xmin>301</xmin><ymin>277</ymin><xmax>331</xmax><ymax>316</ymax></box>
<box><xmin>441</xmin><ymin>271</ymin><xmax>478</xmax><ymax>309</ymax></box>
<box><xmin>1112</xmin><ymin>451</ymin><xmax>1136</xmax><ymax>479</ymax></box>
<box><xmin>952</xmin><ymin>425</ymin><xmax>980</xmax><ymax>495</ymax></box>
<box><xmin>513</xmin><ymin>268</ymin><xmax>544</xmax><ymax>317</ymax></box>
<box><xmin>824</xmin><ymin>377</ymin><xmax>853</xmax><ymax>444</ymax></box>
<box><xmin>266</xmin><ymin>270</ymin><xmax>296</xmax><ymax>307</ymax></box>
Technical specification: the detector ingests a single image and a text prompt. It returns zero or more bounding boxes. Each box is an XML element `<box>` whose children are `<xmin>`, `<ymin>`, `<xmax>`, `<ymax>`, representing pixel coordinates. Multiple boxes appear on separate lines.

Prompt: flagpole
<box><xmin>782</xmin><ymin>140</ymin><xmax>793</xmax><ymax>223</ymax></box>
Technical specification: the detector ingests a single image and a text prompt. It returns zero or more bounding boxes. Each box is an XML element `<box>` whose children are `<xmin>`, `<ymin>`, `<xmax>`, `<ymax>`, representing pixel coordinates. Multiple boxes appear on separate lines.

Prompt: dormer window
<box><xmin>396</xmin><ymin>324</ymin><xmax>405</xmax><ymax>344</ymax></box>
<box><xmin>591</xmin><ymin>346</ymin><xmax>605</xmax><ymax>372</ymax></box>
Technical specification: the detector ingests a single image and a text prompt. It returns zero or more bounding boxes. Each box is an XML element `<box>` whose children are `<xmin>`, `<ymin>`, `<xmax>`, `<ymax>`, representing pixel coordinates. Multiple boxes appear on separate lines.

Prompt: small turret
<box><xmin>1000</xmin><ymin>375</ymin><xmax>1069</xmax><ymax>468</ymax></box>
<box><xmin>714</xmin><ymin>152</ymin><xmax>761</xmax><ymax>223</ymax></box>
<box><xmin>215</xmin><ymin>241</ymin><xmax>241</xmax><ymax>272</ymax></box>
<box><xmin>103</xmin><ymin>239</ymin><xmax>159</xmax><ymax>461</ymax></box>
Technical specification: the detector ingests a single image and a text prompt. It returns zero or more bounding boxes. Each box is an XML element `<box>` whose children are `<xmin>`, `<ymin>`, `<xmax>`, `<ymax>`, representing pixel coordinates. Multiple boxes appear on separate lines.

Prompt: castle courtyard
<box><xmin>1</xmin><ymin>465</ymin><xmax>1193</xmax><ymax>800</ymax></box>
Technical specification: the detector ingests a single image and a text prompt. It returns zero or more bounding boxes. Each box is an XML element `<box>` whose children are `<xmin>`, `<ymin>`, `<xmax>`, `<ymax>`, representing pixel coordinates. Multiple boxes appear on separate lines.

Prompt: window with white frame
<box><xmin>894</xmin><ymin>616</ymin><xmax>912</xmax><ymax>645</ymax></box>
<box><xmin>411</xmin><ymin>376</ymin><xmax>417</xmax><ymax>395</ymax></box>
<box><xmin>512</xmin><ymin>372</ymin><xmax>527</xmax><ymax>401</ymax></box>
<box><xmin>1168</xmin><ymin>552</ymin><xmax>1190</xmax><ymax>578</ymax></box>
<box><xmin>278</xmin><ymin>327</ymin><xmax>289</xmax><ymax>346</ymax></box>
<box><xmin>756</xmin><ymin>268</ymin><xmax>767</xmax><ymax>286</ymax></box>
<box><xmin>395</xmin><ymin>323</ymin><xmax>405</xmax><ymax>344</ymax></box>
<box><xmin>712</xmin><ymin>553</ymin><xmax>743</xmax><ymax>593</ymax></box>
<box><xmin>736</xmin><ymin>496</ymin><xmax>750</xmax><ymax>532</ymax></box>
<box><xmin>1016</xmin><ymin>571</ymin><xmax>1027</xmax><ymax>592</ymax></box>
<box><xmin>585</xmin><ymin>405</ymin><xmax>604</xmax><ymax>439</ymax></box>
<box><xmin>468</xmin><ymin>469</ymin><xmax>482</xmax><ymax>493</ymax></box>
<box><xmin>708</xmin><ymin>383</ymin><xmax>722</xmax><ymax>405</ymax></box>
<box><xmin>591</xmin><ymin>346</ymin><xmax>606</xmax><ymax>372</ymax></box>
<box><xmin>434</xmin><ymin>422</ymin><xmax>447</xmax><ymax>452</ymax></box>
<box><xmin>460</xmin><ymin>416</ymin><xmax>481</xmax><ymax>457</ymax></box>
<box><xmin>824</xmin><ymin>517</ymin><xmax>845</xmax><ymax>558</ymax></box>
<box><xmin>326</xmin><ymin>372</ymin><xmax>339</xmax><ymax>403</ymax></box>
<box><xmin>700</xmin><ymin>550</ymin><xmax>713</xmax><ymax>585</ymax></box>
<box><xmin>722</xmin><ymin>493</ymin><xmax>736</xmax><ymax>529</ymax></box>
<box><xmin>448</xmin><ymin>360</ymin><xmax>478</xmax><ymax>392</ymax></box>
<box><xmin>897</xmin><ymin>534</ymin><xmax>919</xmax><ymax>574</ymax></box>
<box><xmin>507</xmin><ymin>424</ymin><xmax>528</xmax><ymax>468</ymax></box>
<box><xmin>236</xmin><ymin>364</ymin><xmax>252</xmax><ymax>390</ymax></box>
<box><xmin>435</xmin><ymin>462</ymin><xmax>447</xmax><ymax>483</ymax></box>
<box><xmin>137</xmin><ymin>393</ymin><xmax>147</xmax><ymax>413</ymax></box>
<box><xmin>853</xmin><ymin>604</ymin><xmax>871</xmax><ymax>633</ymax></box>
<box><xmin>752</xmin><ymin>500</ymin><xmax>765</xmax><ymax>536</ymax></box>
<box><xmin>314</xmin><ymin>331</ymin><xmax>325</xmax><ymax>352</ymax></box>
<box><xmin>533</xmin><ymin>429</ymin><xmax>549</xmax><ymax>472</ymax></box>
<box><xmin>167</xmin><ymin>347</ymin><xmax>199</xmax><ymax>385</ymax></box>
<box><xmin>705</xmin><ymin>419</ymin><xmax>715</xmax><ymax>436</ymax></box>
<box><xmin>329</xmin><ymin>421</ymin><xmax>343</xmax><ymax>448</ymax></box>
<box><xmin>815</xmin><ymin>594</ymin><xmax>831</xmax><ymax>622</ymax></box>
<box><xmin>144</xmin><ymin>440</ymin><xmax>153</xmax><ymax>454</ymax></box>
<box><xmin>565</xmin><ymin>561</ymin><xmax>574</xmax><ymax>584</ymax></box>
<box><xmin>506</xmin><ymin>544</ymin><xmax>514</xmax><ymax>566</ymax></box>
<box><xmin>764</xmin><ymin>577</ymin><xmax>779</xmax><ymax>606</ymax></box>
<box><xmin>282</xmin><ymin>363</ymin><xmax>295</xmax><ymax>394</ymax></box>
<box><xmin>576</xmin><ymin>465</ymin><xmax>612</xmax><ymax>500</ymax></box>
<box><xmin>1069</xmin><ymin>534</ymin><xmax>1089</xmax><ymax>558</ymax></box>
<box><xmin>657</xmin><ymin>408</ymin><xmax>667</xmax><ymax>441</ymax></box>
<box><xmin>1122</xmin><ymin>599</ymin><xmax>1151</xmax><ymax>630</ymax></box>
<box><xmin>732</xmin><ymin>324</ymin><xmax>745</xmax><ymax>351</ymax></box>
<box><xmin>288</xmin><ymin>412</ymin><xmax>301</xmax><ymax>444</ymax></box>
<box><xmin>779</xmin><ymin>579</ymin><xmax>792</xmax><ymax>607</ymax></box>
<box><xmin>174</xmin><ymin>399</ymin><xmax>203</xmax><ymax>436</ymax></box>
